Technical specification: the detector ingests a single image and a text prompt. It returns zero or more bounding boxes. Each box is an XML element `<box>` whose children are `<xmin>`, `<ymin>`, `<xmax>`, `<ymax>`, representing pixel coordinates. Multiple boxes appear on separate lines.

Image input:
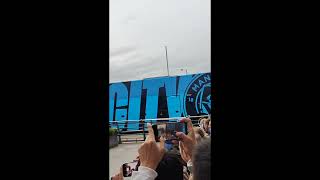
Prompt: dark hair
<box><xmin>192</xmin><ymin>138</ymin><xmax>211</xmax><ymax>180</ymax></box>
<box><xmin>155</xmin><ymin>152</ymin><xmax>183</xmax><ymax>180</ymax></box>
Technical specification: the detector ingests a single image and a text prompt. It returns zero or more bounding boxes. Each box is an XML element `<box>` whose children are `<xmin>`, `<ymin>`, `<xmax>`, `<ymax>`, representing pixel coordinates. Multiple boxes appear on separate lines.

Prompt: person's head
<box><xmin>202</xmin><ymin>119</ymin><xmax>210</xmax><ymax>133</ymax></box>
<box><xmin>155</xmin><ymin>152</ymin><xmax>184</xmax><ymax>180</ymax></box>
<box><xmin>192</xmin><ymin>138</ymin><xmax>211</xmax><ymax>180</ymax></box>
<box><xmin>198</xmin><ymin>118</ymin><xmax>206</xmax><ymax>127</ymax></box>
<box><xmin>208</xmin><ymin>120</ymin><xmax>211</xmax><ymax>136</ymax></box>
<box><xmin>193</xmin><ymin>127</ymin><xmax>206</xmax><ymax>143</ymax></box>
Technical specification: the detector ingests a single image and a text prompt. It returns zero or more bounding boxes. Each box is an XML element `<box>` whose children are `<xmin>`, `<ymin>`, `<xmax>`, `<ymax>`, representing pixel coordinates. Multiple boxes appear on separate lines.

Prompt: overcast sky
<box><xmin>110</xmin><ymin>0</ymin><xmax>211</xmax><ymax>83</ymax></box>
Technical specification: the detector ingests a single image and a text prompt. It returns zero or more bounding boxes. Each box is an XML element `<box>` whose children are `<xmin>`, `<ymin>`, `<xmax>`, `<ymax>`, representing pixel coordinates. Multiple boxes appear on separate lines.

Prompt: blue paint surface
<box><xmin>109</xmin><ymin>73</ymin><xmax>211</xmax><ymax>130</ymax></box>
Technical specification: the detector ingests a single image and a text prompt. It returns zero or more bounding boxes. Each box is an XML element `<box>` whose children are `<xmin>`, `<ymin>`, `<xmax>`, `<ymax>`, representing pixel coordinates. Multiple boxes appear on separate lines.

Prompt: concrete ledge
<box><xmin>109</xmin><ymin>135</ymin><xmax>119</xmax><ymax>148</ymax></box>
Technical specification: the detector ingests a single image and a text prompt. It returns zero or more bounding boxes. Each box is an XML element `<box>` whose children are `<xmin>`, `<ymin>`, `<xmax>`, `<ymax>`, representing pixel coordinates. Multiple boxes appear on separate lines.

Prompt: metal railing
<box><xmin>107</xmin><ymin>115</ymin><xmax>210</xmax><ymax>143</ymax></box>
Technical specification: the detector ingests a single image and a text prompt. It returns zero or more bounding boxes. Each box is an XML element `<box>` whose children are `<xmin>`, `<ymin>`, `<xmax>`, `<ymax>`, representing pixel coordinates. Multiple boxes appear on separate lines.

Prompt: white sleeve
<box><xmin>187</xmin><ymin>160</ymin><xmax>193</xmax><ymax>174</ymax></box>
<box><xmin>131</xmin><ymin>166</ymin><xmax>158</xmax><ymax>180</ymax></box>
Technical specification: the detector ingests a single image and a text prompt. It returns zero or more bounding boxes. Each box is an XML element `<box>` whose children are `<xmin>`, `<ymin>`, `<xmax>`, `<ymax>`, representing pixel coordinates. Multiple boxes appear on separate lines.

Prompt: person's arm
<box><xmin>176</xmin><ymin>118</ymin><xmax>196</xmax><ymax>159</ymax></box>
<box><xmin>131</xmin><ymin>123</ymin><xmax>165</xmax><ymax>180</ymax></box>
<box><xmin>131</xmin><ymin>166</ymin><xmax>158</xmax><ymax>180</ymax></box>
<box><xmin>111</xmin><ymin>165</ymin><xmax>158</xmax><ymax>180</ymax></box>
<box><xmin>112</xmin><ymin>124</ymin><xmax>164</xmax><ymax>180</ymax></box>
<box><xmin>180</xmin><ymin>141</ymin><xmax>191</xmax><ymax>163</ymax></box>
<box><xmin>187</xmin><ymin>159</ymin><xmax>193</xmax><ymax>174</ymax></box>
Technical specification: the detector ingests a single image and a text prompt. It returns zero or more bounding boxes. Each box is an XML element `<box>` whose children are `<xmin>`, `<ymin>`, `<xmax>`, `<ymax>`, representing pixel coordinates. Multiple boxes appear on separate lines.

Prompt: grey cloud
<box><xmin>109</xmin><ymin>46</ymin><xmax>136</xmax><ymax>57</ymax></box>
<box><xmin>123</xmin><ymin>16</ymin><xmax>137</xmax><ymax>24</ymax></box>
<box><xmin>110</xmin><ymin>52</ymin><xmax>210</xmax><ymax>83</ymax></box>
<box><xmin>110</xmin><ymin>55</ymin><xmax>168</xmax><ymax>83</ymax></box>
<box><xmin>110</xmin><ymin>0</ymin><xmax>211</xmax><ymax>83</ymax></box>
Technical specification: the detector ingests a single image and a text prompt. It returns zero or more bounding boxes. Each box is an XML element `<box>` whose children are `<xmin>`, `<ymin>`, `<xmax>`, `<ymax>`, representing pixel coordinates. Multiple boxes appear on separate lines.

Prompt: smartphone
<box><xmin>122</xmin><ymin>160</ymin><xmax>140</xmax><ymax>177</ymax></box>
<box><xmin>152</xmin><ymin>120</ymin><xmax>187</xmax><ymax>143</ymax></box>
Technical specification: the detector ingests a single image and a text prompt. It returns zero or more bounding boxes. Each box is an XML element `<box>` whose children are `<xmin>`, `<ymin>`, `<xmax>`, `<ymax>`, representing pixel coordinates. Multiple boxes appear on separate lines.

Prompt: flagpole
<box><xmin>165</xmin><ymin>46</ymin><xmax>169</xmax><ymax>76</ymax></box>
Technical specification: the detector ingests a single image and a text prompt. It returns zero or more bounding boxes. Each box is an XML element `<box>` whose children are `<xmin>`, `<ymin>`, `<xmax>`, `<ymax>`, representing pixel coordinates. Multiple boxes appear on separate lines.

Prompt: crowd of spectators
<box><xmin>111</xmin><ymin>116</ymin><xmax>212</xmax><ymax>180</ymax></box>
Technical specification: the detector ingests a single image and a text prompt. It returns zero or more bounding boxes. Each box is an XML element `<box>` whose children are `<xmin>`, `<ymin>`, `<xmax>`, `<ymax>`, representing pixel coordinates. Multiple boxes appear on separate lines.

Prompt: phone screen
<box><xmin>153</xmin><ymin>121</ymin><xmax>187</xmax><ymax>143</ymax></box>
<box><xmin>122</xmin><ymin>160</ymin><xmax>139</xmax><ymax>177</ymax></box>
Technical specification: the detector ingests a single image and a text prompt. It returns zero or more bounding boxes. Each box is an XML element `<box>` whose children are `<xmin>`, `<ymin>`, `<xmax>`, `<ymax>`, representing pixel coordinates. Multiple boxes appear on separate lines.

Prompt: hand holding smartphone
<box><xmin>152</xmin><ymin>118</ymin><xmax>188</xmax><ymax>150</ymax></box>
<box><xmin>122</xmin><ymin>159</ymin><xmax>140</xmax><ymax>177</ymax></box>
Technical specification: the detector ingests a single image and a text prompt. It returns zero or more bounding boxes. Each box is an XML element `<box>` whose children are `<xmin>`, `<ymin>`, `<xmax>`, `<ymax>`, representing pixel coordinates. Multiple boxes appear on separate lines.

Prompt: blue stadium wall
<box><xmin>109</xmin><ymin>72</ymin><xmax>211</xmax><ymax>130</ymax></box>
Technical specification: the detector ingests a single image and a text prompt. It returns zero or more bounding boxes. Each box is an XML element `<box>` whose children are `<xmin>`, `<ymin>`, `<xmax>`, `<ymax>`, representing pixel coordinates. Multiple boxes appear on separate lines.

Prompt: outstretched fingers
<box><xmin>181</xmin><ymin>118</ymin><xmax>196</xmax><ymax>143</ymax></box>
<box><xmin>145</xmin><ymin>123</ymin><xmax>155</xmax><ymax>142</ymax></box>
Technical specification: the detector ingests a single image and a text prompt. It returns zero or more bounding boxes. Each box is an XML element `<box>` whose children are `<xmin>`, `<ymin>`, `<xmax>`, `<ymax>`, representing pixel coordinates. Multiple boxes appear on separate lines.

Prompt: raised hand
<box><xmin>176</xmin><ymin>118</ymin><xmax>196</xmax><ymax>159</ymax></box>
<box><xmin>138</xmin><ymin>123</ymin><xmax>165</xmax><ymax>170</ymax></box>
